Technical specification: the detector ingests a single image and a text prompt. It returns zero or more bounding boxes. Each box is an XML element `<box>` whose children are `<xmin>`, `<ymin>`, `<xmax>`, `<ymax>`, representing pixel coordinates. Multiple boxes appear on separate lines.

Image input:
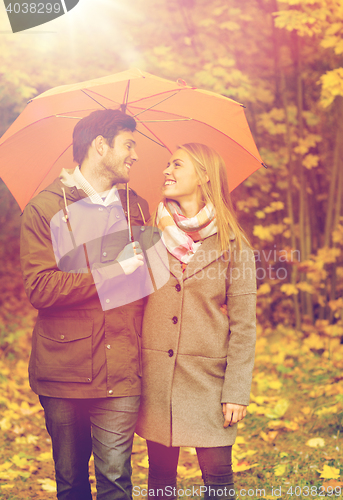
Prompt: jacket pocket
<box><xmin>35</xmin><ymin>318</ymin><xmax>93</xmax><ymax>383</ymax></box>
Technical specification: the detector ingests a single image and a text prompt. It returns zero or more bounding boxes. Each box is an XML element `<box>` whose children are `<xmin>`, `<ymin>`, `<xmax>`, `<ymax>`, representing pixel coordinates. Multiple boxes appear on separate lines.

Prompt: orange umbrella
<box><xmin>0</xmin><ymin>68</ymin><xmax>265</xmax><ymax>212</ymax></box>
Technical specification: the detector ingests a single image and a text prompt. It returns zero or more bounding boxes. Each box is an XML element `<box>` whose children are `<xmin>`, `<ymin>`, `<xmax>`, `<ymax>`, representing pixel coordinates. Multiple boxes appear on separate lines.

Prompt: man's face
<box><xmin>102</xmin><ymin>130</ymin><xmax>138</xmax><ymax>184</ymax></box>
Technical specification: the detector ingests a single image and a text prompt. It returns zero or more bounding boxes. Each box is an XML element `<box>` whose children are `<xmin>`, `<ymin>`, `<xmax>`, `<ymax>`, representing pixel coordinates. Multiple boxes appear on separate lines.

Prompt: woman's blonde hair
<box><xmin>178</xmin><ymin>143</ymin><xmax>248</xmax><ymax>251</ymax></box>
<box><xmin>151</xmin><ymin>143</ymin><xmax>249</xmax><ymax>251</ymax></box>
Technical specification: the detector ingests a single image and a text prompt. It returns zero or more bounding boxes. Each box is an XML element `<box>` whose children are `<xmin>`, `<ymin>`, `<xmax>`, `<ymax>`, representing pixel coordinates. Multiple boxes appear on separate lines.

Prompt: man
<box><xmin>20</xmin><ymin>109</ymin><xmax>150</xmax><ymax>500</ymax></box>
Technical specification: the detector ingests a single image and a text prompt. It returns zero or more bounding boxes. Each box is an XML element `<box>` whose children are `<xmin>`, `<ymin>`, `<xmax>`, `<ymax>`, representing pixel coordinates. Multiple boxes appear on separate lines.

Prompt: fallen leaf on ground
<box><xmin>317</xmin><ymin>464</ymin><xmax>340</xmax><ymax>479</ymax></box>
<box><xmin>37</xmin><ymin>478</ymin><xmax>57</xmax><ymax>492</ymax></box>
<box><xmin>306</xmin><ymin>437</ymin><xmax>325</xmax><ymax>447</ymax></box>
<box><xmin>274</xmin><ymin>464</ymin><xmax>286</xmax><ymax>476</ymax></box>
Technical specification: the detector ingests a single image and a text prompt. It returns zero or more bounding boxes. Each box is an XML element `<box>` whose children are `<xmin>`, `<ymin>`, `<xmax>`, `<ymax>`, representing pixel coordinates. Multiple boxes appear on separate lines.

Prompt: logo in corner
<box><xmin>3</xmin><ymin>0</ymin><xmax>79</xmax><ymax>33</ymax></box>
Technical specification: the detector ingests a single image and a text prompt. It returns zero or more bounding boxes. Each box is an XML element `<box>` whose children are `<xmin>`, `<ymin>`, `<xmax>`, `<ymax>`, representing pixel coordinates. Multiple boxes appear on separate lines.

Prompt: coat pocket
<box><xmin>35</xmin><ymin>318</ymin><xmax>93</xmax><ymax>383</ymax></box>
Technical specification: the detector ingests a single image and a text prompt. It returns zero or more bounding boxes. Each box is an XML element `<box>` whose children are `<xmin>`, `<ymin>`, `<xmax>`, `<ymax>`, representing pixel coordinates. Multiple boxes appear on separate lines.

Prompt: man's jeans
<box><xmin>39</xmin><ymin>395</ymin><xmax>140</xmax><ymax>500</ymax></box>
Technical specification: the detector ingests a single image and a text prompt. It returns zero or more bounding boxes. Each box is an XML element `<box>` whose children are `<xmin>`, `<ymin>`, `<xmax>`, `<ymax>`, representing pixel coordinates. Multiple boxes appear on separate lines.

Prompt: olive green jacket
<box><xmin>20</xmin><ymin>169</ymin><xmax>149</xmax><ymax>399</ymax></box>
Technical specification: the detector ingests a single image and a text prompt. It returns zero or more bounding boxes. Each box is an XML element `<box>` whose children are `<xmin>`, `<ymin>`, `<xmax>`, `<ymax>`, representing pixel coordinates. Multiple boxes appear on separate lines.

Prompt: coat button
<box><xmin>60</xmin><ymin>335</ymin><xmax>65</xmax><ymax>340</ymax></box>
<box><xmin>172</xmin><ymin>316</ymin><xmax>178</xmax><ymax>324</ymax></box>
<box><xmin>106</xmin><ymin>344</ymin><xmax>111</xmax><ymax>350</ymax></box>
<box><xmin>168</xmin><ymin>349</ymin><xmax>174</xmax><ymax>357</ymax></box>
<box><xmin>175</xmin><ymin>284</ymin><xmax>181</xmax><ymax>292</ymax></box>
<box><xmin>108</xmin><ymin>390</ymin><xmax>113</xmax><ymax>395</ymax></box>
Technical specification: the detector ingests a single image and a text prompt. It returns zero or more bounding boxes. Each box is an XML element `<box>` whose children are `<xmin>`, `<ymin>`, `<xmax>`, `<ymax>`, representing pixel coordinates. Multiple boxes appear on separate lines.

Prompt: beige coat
<box><xmin>136</xmin><ymin>230</ymin><xmax>256</xmax><ymax>447</ymax></box>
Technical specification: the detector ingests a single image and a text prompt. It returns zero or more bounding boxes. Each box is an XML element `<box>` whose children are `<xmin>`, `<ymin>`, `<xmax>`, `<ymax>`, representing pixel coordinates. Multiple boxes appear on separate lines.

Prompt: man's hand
<box><xmin>117</xmin><ymin>241</ymin><xmax>144</xmax><ymax>275</ymax></box>
<box><xmin>222</xmin><ymin>403</ymin><xmax>247</xmax><ymax>428</ymax></box>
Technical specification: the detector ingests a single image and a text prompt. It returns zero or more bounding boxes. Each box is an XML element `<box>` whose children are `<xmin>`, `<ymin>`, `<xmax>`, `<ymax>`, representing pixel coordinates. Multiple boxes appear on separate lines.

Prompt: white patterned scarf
<box><xmin>156</xmin><ymin>201</ymin><xmax>217</xmax><ymax>264</ymax></box>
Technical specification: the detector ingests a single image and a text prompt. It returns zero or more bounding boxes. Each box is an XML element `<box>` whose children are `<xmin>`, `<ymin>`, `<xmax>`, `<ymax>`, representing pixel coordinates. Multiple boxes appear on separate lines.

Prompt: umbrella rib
<box><xmin>121</xmin><ymin>80</ymin><xmax>130</xmax><ymax>113</ymax></box>
<box><xmin>137</xmin><ymin>118</ymin><xmax>193</xmax><ymax>123</ymax></box>
<box><xmin>135</xmin><ymin>117</ymin><xmax>173</xmax><ymax>153</ymax></box>
<box><xmin>27</xmin><ymin>142</ymin><xmax>74</xmax><ymax>202</ymax></box>
<box><xmin>56</xmin><ymin>115</ymin><xmax>82</xmax><ymax>119</ymax></box>
<box><xmin>133</xmin><ymin>92</ymin><xmax>181</xmax><ymax>117</ymax></box>
<box><xmin>123</xmin><ymin>106</ymin><xmax>172</xmax><ymax>152</ymax></box>
<box><xmin>80</xmin><ymin>89</ymin><xmax>108</xmax><ymax>109</ymax></box>
<box><xmin>134</xmin><ymin>129</ymin><xmax>166</xmax><ymax>148</ymax></box>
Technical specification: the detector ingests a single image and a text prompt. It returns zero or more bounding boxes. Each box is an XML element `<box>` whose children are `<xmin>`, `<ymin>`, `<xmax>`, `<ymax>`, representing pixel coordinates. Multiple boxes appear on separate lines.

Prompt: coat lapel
<box><xmin>183</xmin><ymin>235</ymin><xmax>224</xmax><ymax>281</ymax></box>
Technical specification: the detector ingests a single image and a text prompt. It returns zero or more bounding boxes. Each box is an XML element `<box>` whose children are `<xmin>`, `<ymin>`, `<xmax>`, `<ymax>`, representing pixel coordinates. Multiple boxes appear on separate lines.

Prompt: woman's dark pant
<box><xmin>147</xmin><ymin>440</ymin><xmax>235</xmax><ymax>500</ymax></box>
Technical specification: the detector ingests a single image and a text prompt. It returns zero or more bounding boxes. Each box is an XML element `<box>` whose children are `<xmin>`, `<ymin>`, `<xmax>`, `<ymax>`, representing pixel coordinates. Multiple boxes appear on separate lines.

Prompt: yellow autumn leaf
<box><xmin>20</xmin><ymin>403</ymin><xmax>42</xmax><ymax>416</ymax></box>
<box><xmin>303</xmin><ymin>334</ymin><xmax>326</xmax><ymax>351</ymax></box>
<box><xmin>301</xmin><ymin>407</ymin><xmax>312</xmax><ymax>415</ymax></box>
<box><xmin>0</xmin><ymin>484</ymin><xmax>15</xmax><ymax>490</ymax></box>
<box><xmin>259</xmin><ymin>431</ymin><xmax>278</xmax><ymax>442</ymax></box>
<box><xmin>37</xmin><ymin>478</ymin><xmax>57</xmax><ymax>493</ymax></box>
<box><xmin>296</xmin><ymin>281</ymin><xmax>315</xmax><ymax>294</ymax></box>
<box><xmin>233</xmin><ymin>461</ymin><xmax>258</xmax><ymax>472</ymax></box>
<box><xmin>284</xmin><ymin>421</ymin><xmax>299</xmax><ymax>431</ymax></box>
<box><xmin>306</xmin><ymin>437</ymin><xmax>325</xmax><ymax>448</ymax></box>
<box><xmin>316</xmin><ymin>246</ymin><xmax>341</xmax><ymax>264</ymax></box>
<box><xmin>137</xmin><ymin>456</ymin><xmax>149</xmax><ymax>468</ymax></box>
<box><xmin>257</xmin><ymin>283</ymin><xmax>271</xmax><ymax>296</ymax></box>
<box><xmin>280</xmin><ymin>284</ymin><xmax>299</xmax><ymax>296</ymax></box>
<box><xmin>302</xmin><ymin>154</ymin><xmax>319</xmax><ymax>170</ymax></box>
<box><xmin>317</xmin><ymin>464</ymin><xmax>340</xmax><ymax>479</ymax></box>
<box><xmin>177</xmin><ymin>466</ymin><xmax>202</xmax><ymax>478</ymax></box>
<box><xmin>235</xmin><ymin>450</ymin><xmax>257</xmax><ymax>460</ymax></box>
<box><xmin>274</xmin><ymin>464</ymin><xmax>286</xmax><ymax>476</ymax></box>
<box><xmin>246</xmin><ymin>403</ymin><xmax>268</xmax><ymax>415</ymax></box>
<box><xmin>0</xmin><ymin>461</ymin><xmax>13</xmax><ymax>473</ymax></box>
<box><xmin>255</xmin><ymin>211</ymin><xmax>266</xmax><ymax>219</ymax></box>
<box><xmin>11</xmin><ymin>455</ymin><xmax>30</xmax><ymax>469</ymax></box>
<box><xmin>320</xmin><ymin>68</ymin><xmax>343</xmax><ymax>107</ymax></box>
<box><xmin>0</xmin><ymin>418</ymin><xmax>12</xmax><ymax>432</ymax></box>
<box><xmin>324</xmin><ymin>324</ymin><xmax>343</xmax><ymax>338</ymax></box>
<box><xmin>269</xmin><ymin>380</ymin><xmax>283</xmax><ymax>390</ymax></box>
<box><xmin>315</xmin><ymin>405</ymin><xmax>339</xmax><ymax>416</ymax></box>
<box><xmin>36</xmin><ymin>452</ymin><xmax>53</xmax><ymax>462</ymax></box>
<box><xmin>264</xmin><ymin>201</ymin><xmax>285</xmax><ymax>213</ymax></box>
<box><xmin>253</xmin><ymin>224</ymin><xmax>284</xmax><ymax>242</ymax></box>
<box><xmin>0</xmin><ymin>471</ymin><xmax>19</xmax><ymax>481</ymax></box>
<box><xmin>332</xmin><ymin>225</ymin><xmax>343</xmax><ymax>245</ymax></box>
<box><xmin>235</xmin><ymin>436</ymin><xmax>246</xmax><ymax>445</ymax></box>
<box><xmin>15</xmin><ymin>436</ymin><xmax>27</xmax><ymax>445</ymax></box>
<box><xmin>26</xmin><ymin>434</ymin><xmax>40</xmax><ymax>445</ymax></box>
<box><xmin>267</xmin><ymin>420</ymin><xmax>283</xmax><ymax>429</ymax></box>
<box><xmin>183</xmin><ymin>447</ymin><xmax>197</xmax><ymax>455</ymax></box>
<box><xmin>266</xmin><ymin>399</ymin><xmax>289</xmax><ymax>419</ymax></box>
<box><xmin>137</xmin><ymin>472</ymin><xmax>147</xmax><ymax>480</ymax></box>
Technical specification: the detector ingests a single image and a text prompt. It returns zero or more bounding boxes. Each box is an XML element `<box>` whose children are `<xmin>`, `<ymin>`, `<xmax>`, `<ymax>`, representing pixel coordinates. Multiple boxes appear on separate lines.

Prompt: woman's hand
<box><xmin>222</xmin><ymin>403</ymin><xmax>247</xmax><ymax>428</ymax></box>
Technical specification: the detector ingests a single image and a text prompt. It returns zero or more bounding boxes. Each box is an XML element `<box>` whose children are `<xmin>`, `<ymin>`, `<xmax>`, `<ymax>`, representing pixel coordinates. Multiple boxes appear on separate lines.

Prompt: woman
<box><xmin>136</xmin><ymin>143</ymin><xmax>256</xmax><ymax>500</ymax></box>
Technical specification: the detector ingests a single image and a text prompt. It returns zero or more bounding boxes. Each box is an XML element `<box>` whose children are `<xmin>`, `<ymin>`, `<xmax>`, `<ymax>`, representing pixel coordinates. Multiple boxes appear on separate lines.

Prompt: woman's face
<box><xmin>162</xmin><ymin>149</ymin><xmax>201</xmax><ymax>205</ymax></box>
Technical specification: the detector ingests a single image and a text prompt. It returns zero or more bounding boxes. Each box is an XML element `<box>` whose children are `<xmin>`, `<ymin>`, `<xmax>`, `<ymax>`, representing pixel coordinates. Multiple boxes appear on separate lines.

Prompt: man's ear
<box><xmin>94</xmin><ymin>135</ymin><xmax>106</xmax><ymax>156</ymax></box>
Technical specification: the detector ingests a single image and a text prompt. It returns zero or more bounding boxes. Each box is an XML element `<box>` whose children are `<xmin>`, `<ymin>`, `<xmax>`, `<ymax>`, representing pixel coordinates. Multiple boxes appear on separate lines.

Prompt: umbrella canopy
<box><xmin>0</xmin><ymin>68</ymin><xmax>264</xmax><ymax>212</ymax></box>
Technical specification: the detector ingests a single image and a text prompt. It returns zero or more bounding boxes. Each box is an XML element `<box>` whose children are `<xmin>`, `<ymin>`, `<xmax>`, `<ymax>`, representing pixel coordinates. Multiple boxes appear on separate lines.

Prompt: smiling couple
<box><xmin>20</xmin><ymin>109</ymin><xmax>256</xmax><ymax>500</ymax></box>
